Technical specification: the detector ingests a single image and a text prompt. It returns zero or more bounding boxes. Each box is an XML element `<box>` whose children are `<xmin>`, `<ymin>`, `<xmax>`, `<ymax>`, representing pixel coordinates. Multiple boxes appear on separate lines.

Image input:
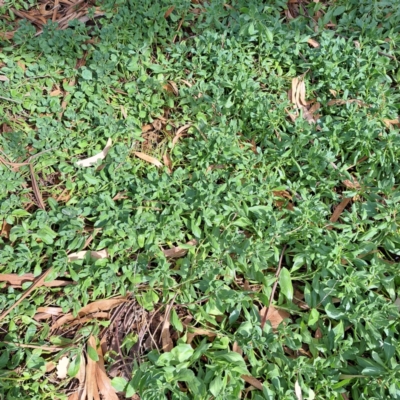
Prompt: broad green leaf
<box><xmin>279</xmin><ymin>268</ymin><xmax>293</xmax><ymax>302</ymax></box>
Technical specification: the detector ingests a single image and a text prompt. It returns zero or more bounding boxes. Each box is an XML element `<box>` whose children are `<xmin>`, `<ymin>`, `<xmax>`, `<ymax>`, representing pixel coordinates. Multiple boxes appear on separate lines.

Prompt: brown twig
<box><xmin>29</xmin><ymin>163</ymin><xmax>46</xmax><ymax>210</ymax></box>
<box><xmin>261</xmin><ymin>244</ymin><xmax>287</xmax><ymax>330</ymax></box>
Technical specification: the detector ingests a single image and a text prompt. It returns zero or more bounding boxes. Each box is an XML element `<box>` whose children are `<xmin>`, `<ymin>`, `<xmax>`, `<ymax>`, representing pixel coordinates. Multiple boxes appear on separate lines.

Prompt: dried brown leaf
<box><xmin>329</xmin><ymin>197</ymin><xmax>351</xmax><ymax>224</ymax></box>
<box><xmin>50</xmin><ymin>89</ymin><xmax>62</xmax><ymax>96</ymax></box>
<box><xmin>141</xmin><ymin>124</ymin><xmax>153</xmax><ymax>133</ymax></box>
<box><xmin>307</xmin><ymin>38</ymin><xmax>320</xmax><ymax>48</ymax></box>
<box><xmin>232</xmin><ymin>341</ymin><xmax>243</xmax><ymax>356</ymax></box>
<box><xmin>161</xmin><ymin>314</ymin><xmax>173</xmax><ymax>352</ymax></box>
<box><xmin>298</xmin><ymin>81</ymin><xmax>307</xmax><ymax>106</ymax></box>
<box><xmin>56</xmin><ymin>356</ymin><xmax>69</xmax><ymax>379</ymax></box>
<box><xmin>163</xmin><ymin>153</ymin><xmax>173</xmax><ymax>174</ymax></box>
<box><xmin>68</xmin><ymin>249</ymin><xmax>108</xmax><ymax>261</ymax></box>
<box><xmin>76</xmin><ymin>138</ymin><xmax>112</xmax><ymax>167</ymax></box>
<box><xmin>46</xmin><ymin>361</ymin><xmax>56</xmax><ymax>373</ymax></box>
<box><xmin>383</xmin><ymin>118</ymin><xmax>399</xmax><ymax>128</ymax></box>
<box><xmin>0</xmin><ymin>75</ymin><xmax>9</xmax><ymax>81</ymax></box>
<box><xmin>120</xmin><ymin>105</ymin><xmax>127</xmax><ymax>119</ymax></box>
<box><xmin>1</xmin><ymin>220</ymin><xmax>11</xmax><ymax>239</ymax></box>
<box><xmin>187</xmin><ymin>327</ymin><xmax>217</xmax><ymax>344</ymax></box>
<box><xmin>329</xmin><ymin>89</ymin><xmax>337</xmax><ymax>97</ymax></box>
<box><xmin>343</xmin><ymin>178</ymin><xmax>360</xmax><ymax>190</ymax></box>
<box><xmin>259</xmin><ymin>306</ymin><xmax>290</xmax><ymax>329</ymax></box>
<box><xmin>86</xmin><ymin>336</ymin><xmax>100</xmax><ymax>400</ymax></box>
<box><xmin>291</xmin><ymin>77</ymin><xmax>299</xmax><ymax>105</ymax></box>
<box><xmin>162</xmin><ymin>239</ymin><xmax>197</xmax><ymax>258</ymax></box>
<box><xmin>241</xmin><ymin>375</ymin><xmax>264</xmax><ymax>391</ymax></box>
<box><xmin>134</xmin><ymin>152</ymin><xmax>163</xmax><ymax>168</ymax></box>
<box><xmin>164</xmin><ymin>5</ymin><xmax>175</xmax><ymax>18</ymax></box>
<box><xmin>51</xmin><ymin>298</ymin><xmax>127</xmax><ymax>331</ymax></box>
<box><xmin>327</xmin><ymin>99</ymin><xmax>367</xmax><ymax>107</ymax></box>
<box><xmin>37</xmin><ymin>306</ymin><xmax>63</xmax><ymax>315</ymax></box>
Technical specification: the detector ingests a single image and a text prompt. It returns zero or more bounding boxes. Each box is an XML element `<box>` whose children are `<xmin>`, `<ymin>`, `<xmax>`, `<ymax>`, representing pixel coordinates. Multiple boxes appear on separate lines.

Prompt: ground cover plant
<box><xmin>1</xmin><ymin>0</ymin><xmax>400</xmax><ymax>399</ymax></box>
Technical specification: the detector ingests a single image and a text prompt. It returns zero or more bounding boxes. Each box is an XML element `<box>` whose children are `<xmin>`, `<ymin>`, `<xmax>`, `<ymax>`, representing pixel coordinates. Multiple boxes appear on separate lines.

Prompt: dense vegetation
<box><xmin>1</xmin><ymin>0</ymin><xmax>400</xmax><ymax>399</ymax></box>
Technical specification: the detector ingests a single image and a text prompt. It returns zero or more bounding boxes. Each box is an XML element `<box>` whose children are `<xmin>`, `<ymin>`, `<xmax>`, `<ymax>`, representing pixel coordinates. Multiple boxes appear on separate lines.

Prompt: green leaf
<box><xmin>111</xmin><ymin>377</ymin><xmax>128</xmax><ymax>392</ymax></box>
<box><xmin>81</xmin><ymin>68</ymin><xmax>92</xmax><ymax>80</ymax></box>
<box><xmin>170</xmin><ymin>308</ymin><xmax>183</xmax><ymax>332</ymax></box>
<box><xmin>308</xmin><ymin>309</ymin><xmax>319</xmax><ymax>326</ymax></box>
<box><xmin>67</xmin><ymin>353</ymin><xmax>81</xmax><ymax>377</ymax></box>
<box><xmin>333</xmin><ymin>5</ymin><xmax>346</xmax><ymax>16</ymax></box>
<box><xmin>279</xmin><ymin>268</ymin><xmax>293</xmax><ymax>302</ymax></box>
<box><xmin>87</xmin><ymin>345</ymin><xmax>99</xmax><ymax>362</ymax></box>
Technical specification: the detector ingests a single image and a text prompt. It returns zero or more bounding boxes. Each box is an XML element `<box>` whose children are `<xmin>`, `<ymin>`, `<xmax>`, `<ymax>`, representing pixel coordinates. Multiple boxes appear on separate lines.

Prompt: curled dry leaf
<box><xmin>50</xmin><ymin>89</ymin><xmax>62</xmax><ymax>96</ymax></box>
<box><xmin>241</xmin><ymin>375</ymin><xmax>264</xmax><ymax>391</ymax></box>
<box><xmin>383</xmin><ymin>118</ymin><xmax>399</xmax><ymax>129</ymax></box>
<box><xmin>51</xmin><ymin>298</ymin><xmax>127</xmax><ymax>331</ymax></box>
<box><xmin>162</xmin><ymin>239</ymin><xmax>197</xmax><ymax>258</ymax></box>
<box><xmin>68</xmin><ymin>249</ymin><xmax>108</xmax><ymax>261</ymax></box>
<box><xmin>329</xmin><ymin>89</ymin><xmax>337</xmax><ymax>97</ymax></box>
<box><xmin>164</xmin><ymin>5</ymin><xmax>175</xmax><ymax>18</ymax></box>
<box><xmin>187</xmin><ymin>327</ymin><xmax>217</xmax><ymax>344</ymax></box>
<box><xmin>76</xmin><ymin>138</ymin><xmax>112</xmax><ymax>167</ymax></box>
<box><xmin>0</xmin><ymin>75</ymin><xmax>9</xmax><ymax>81</ymax></box>
<box><xmin>134</xmin><ymin>152</ymin><xmax>163</xmax><ymax>168</ymax></box>
<box><xmin>56</xmin><ymin>356</ymin><xmax>70</xmax><ymax>379</ymax></box>
<box><xmin>343</xmin><ymin>178</ymin><xmax>360</xmax><ymax>190</ymax></box>
<box><xmin>232</xmin><ymin>341</ymin><xmax>243</xmax><ymax>356</ymax></box>
<box><xmin>307</xmin><ymin>38</ymin><xmax>320</xmax><ymax>48</ymax></box>
<box><xmin>163</xmin><ymin>153</ymin><xmax>173</xmax><ymax>174</ymax></box>
<box><xmin>295</xmin><ymin>380</ymin><xmax>303</xmax><ymax>400</ymax></box>
<box><xmin>46</xmin><ymin>361</ymin><xmax>56</xmax><ymax>373</ymax></box>
<box><xmin>259</xmin><ymin>306</ymin><xmax>290</xmax><ymax>329</ymax></box>
<box><xmin>37</xmin><ymin>306</ymin><xmax>63</xmax><ymax>316</ymax></box>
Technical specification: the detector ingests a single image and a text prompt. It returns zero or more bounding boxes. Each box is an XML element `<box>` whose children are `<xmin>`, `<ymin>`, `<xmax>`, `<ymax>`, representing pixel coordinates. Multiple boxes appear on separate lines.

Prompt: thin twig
<box><xmin>261</xmin><ymin>244</ymin><xmax>287</xmax><ymax>330</ymax></box>
<box><xmin>29</xmin><ymin>163</ymin><xmax>46</xmax><ymax>210</ymax></box>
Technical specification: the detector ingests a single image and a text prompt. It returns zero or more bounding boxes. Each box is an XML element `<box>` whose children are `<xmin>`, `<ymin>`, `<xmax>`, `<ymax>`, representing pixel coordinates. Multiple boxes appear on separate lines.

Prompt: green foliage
<box><xmin>1</xmin><ymin>0</ymin><xmax>400</xmax><ymax>399</ymax></box>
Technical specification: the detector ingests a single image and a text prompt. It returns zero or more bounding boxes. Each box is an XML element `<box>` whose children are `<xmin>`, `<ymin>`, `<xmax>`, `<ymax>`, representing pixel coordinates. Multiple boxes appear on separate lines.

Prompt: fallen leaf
<box><xmin>56</xmin><ymin>356</ymin><xmax>70</xmax><ymax>379</ymax></box>
<box><xmin>295</xmin><ymin>380</ymin><xmax>303</xmax><ymax>400</ymax></box>
<box><xmin>315</xmin><ymin>327</ymin><xmax>322</xmax><ymax>339</ymax></box>
<box><xmin>163</xmin><ymin>153</ymin><xmax>173</xmax><ymax>174</ymax></box>
<box><xmin>94</xmin><ymin>338</ymin><xmax>119</xmax><ymax>400</ymax></box>
<box><xmin>329</xmin><ymin>197</ymin><xmax>351</xmax><ymax>225</ymax></box>
<box><xmin>232</xmin><ymin>341</ymin><xmax>243</xmax><ymax>356</ymax></box>
<box><xmin>67</xmin><ymin>249</ymin><xmax>108</xmax><ymax>261</ymax></box>
<box><xmin>307</xmin><ymin>38</ymin><xmax>320</xmax><ymax>48</ymax></box>
<box><xmin>164</xmin><ymin>5</ymin><xmax>175</xmax><ymax>18</ymax></box>
<box><xmin>383</xmin><ymin>118</ymin><xmax>399</xmax><ymax>129</ymax></box>
<box><xmin>0</xmin><ymin>75</ymin><xmax>9</xmax><ymax>81</ymax></box>
<box><xmin>329</xmin><ymin>89</ymin><xmax>337</xmax><ymax>97</ymax></box>
<box><xmin>46</xmin><ymin>361</ymin><xmax>56</xmax><ymax>372</ymax></box>
<box><xmin>51</xmin><ymin>298</ymin><xmax>127</xmax><ymax>331</ymax></box>
<box><xmin>37</xmin><ymin>306</ymin><xmax>63</xmax><ymax>315</ymax></box>
<box><xmin>76</xmin><ymin>138</ymin><xmax>112</xmax><ymax>167</ymax></box>
<box><xmin>134</xmin><ymin>152</ymin><xmax>163</xmax><ymax>168</ymax></box>
<box><xmin>86</xmin><ymin>336</ymin><xmax>100</xmax><ymax>400</ymax></box>
<box><xmin>343</xmin><ymin>178</ymin><xmax>360</xmax><ymax>190</ymax></box>
<box><xmin>259</xmin><ymin>306</ymin><xmax>290</xmax><ymax>329</ymax></box>
<box><xmin>1</xmin><ymin>220</ymin><xmax>11</xmax><ymax>238</ymax></box>
<box><xmin>50</xmin><ymin>89</ymin><xmax>62</xmax><ymax>96</ymax></box>
<box><xmin>187</xmin><ymin>327</ymin><xmax>217</xmax><ymax>344</ymax></box>
<box><xmin>162</xmin><ymin>239</ymin><xmax>197</xmax><ymax>258</ymax></box>
<box><xmin>161</xmin><ymin>314</ymin><xmax>173</xmax><ymax>352</ymax></box>
<box><xmin>241</xmin><ymin>375</ymin><xmax>263</xmax><ymax>391</ymax></box>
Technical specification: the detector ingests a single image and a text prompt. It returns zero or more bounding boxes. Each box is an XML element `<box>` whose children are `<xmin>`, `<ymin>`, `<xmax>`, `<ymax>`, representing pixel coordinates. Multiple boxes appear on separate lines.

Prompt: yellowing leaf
<box><xmin>134</xmin><ymin>152</ymin><xmax>163</xmax><ymax>168</ymax></box>
<box><xmin>56</xmin><ymin>356</ymin><xmax>70</xmax><ymax>379</ymax></box>
<box><xmin>76</xmin><ymin>138</ymin><xmax>112</xmax><ymax>167</ymax></box>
